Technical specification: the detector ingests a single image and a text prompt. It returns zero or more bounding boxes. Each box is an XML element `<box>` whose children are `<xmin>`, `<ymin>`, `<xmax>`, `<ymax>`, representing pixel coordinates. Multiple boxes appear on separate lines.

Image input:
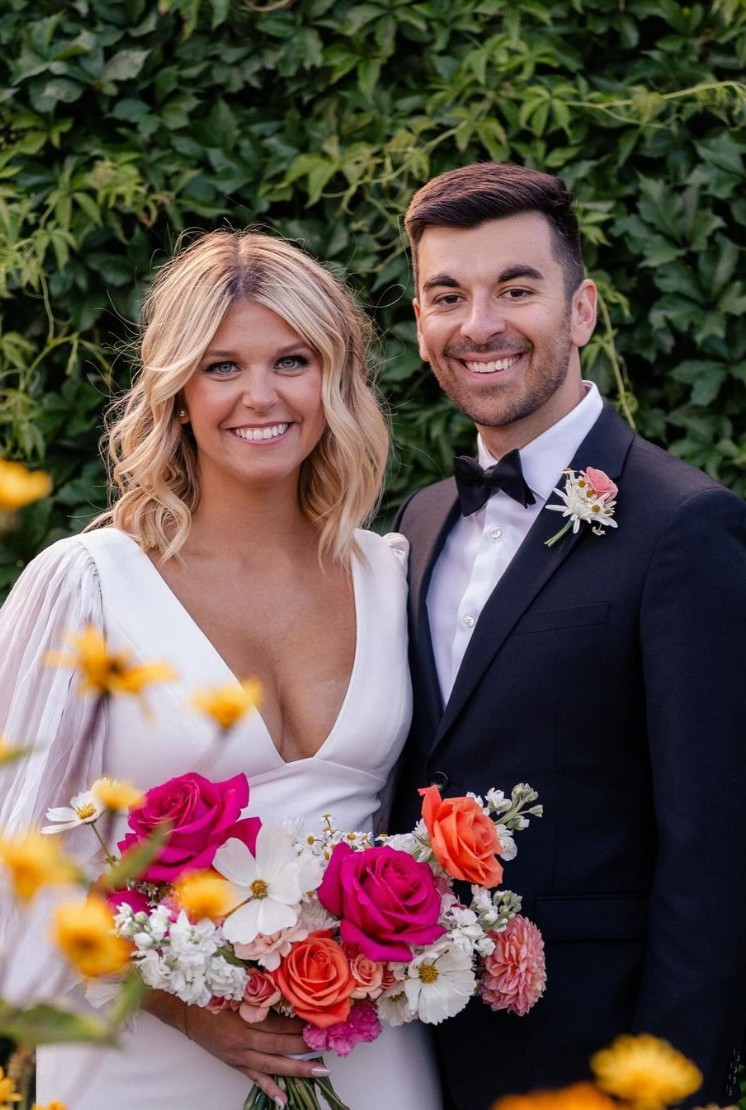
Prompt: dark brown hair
<box><xmin>404</xmin><ymin>162</ymin><xmax>585</xmax><ymax>296</ymax></box>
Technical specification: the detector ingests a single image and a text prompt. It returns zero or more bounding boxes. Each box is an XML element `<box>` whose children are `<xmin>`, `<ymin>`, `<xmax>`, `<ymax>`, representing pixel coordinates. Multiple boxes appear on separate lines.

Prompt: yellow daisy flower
<box><xmin>191</xmin><ymin>678</ymin><xmax>262</xmax><ymax>731</ymax></box>
<box><xmin>51</xmin><ymin>895</ymin><xmax>132</xmax><ymax>978</ymax></box>
<box><xmin>0</xmin><ymin>832</ymin><xmax>79</xmax><ymax>901</ymax></box>
<box><xmin>0</xmin><ymin>1067</ymin><xmax>21</xmax><ymax>1106</ymax></box>
<box><xmin>493</xmin><ymin>1081</ymin><xmax>623</xmax><ymax>1109</ymax></box>
<box><xmin>91</xmin><ymin>776</ymin><xmax>144</xmax><ymax>811</ymax></box>
<box><xmin>44</xmin><ymin>626</ymin><xmax>175</xmax><ymax>699</ymax></box>
<box><xmin>173</xmin><ymin>869</ymin><xmax>236</xmax><ymax>920</ymax></box>
<box><xmin>591</xmin><ymin>1033</ymin><xmax>703</xmax><ymax>1109</ymax></box>
<box><xmin>0</xmin><ymin>459</ymin><xmax>52</xmax><ymax>512</ymax></box>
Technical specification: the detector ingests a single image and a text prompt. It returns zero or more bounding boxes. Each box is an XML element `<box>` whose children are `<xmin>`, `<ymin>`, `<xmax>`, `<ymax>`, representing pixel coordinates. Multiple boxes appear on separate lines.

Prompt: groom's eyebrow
<box><xmin>421</xmin><ymin>265</ymin><xmax>545</xmax><ymax>293</ymax></box>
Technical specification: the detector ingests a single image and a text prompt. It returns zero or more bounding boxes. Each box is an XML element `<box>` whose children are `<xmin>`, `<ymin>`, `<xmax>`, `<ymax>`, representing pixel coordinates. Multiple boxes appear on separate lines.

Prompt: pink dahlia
<box><xmin>303</xmin><ymin>1000</ymin><xmax>382</xmax><ymax>1058</ymax></box>
<box><xmin>481</xmin><ymin>915</ymin><xmax>546</xmax><ymax>1016</ymax></box>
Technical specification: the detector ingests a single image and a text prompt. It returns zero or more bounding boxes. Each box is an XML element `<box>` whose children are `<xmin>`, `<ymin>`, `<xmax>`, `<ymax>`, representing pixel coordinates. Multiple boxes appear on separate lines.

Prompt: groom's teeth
<box><xmin>464</xmin><ymin>355</ymin><xmax>521</xmax><ymax>374</ymax></box>
<box><xmin>234</xmin><ymin>423</ymin><xmax>289</xmax><ymax>441</ymax></box>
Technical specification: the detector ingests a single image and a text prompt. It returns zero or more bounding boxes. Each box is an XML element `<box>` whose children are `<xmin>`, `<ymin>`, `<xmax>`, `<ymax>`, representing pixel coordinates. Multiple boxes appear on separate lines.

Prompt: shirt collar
<box><xmin>478</xmin><ymin>381</ymin><xmax>604</xmax><ymax>503</ymax></box>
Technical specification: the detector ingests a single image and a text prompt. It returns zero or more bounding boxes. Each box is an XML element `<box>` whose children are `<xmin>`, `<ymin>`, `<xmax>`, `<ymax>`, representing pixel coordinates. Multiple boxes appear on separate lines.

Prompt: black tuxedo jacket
<box><xmin>392</xmin><ymin>404</ymin><xmax>746</xmax><ymax>1109</ymax></box>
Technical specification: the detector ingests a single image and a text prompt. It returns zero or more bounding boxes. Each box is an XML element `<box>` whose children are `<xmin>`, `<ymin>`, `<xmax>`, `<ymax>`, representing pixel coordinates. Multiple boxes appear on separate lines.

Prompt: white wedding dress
<box><xmin>0</xmin><ymin>527</ymin><xmax>442</xmax><ymax>1110</ymax></box>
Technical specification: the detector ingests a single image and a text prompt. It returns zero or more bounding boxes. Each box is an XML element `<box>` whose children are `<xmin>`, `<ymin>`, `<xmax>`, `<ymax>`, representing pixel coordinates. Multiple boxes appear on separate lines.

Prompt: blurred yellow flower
<box><xmin>493</xmin><ymin>1081</ymin><xmax>623</xmax><ymax>1109</ymax></box>
<box><xmin>0</xmin><ymin>1066</ymin><xmax>21</xmax><ymax>1105</ymax></box>
<box><xmin>0</xmin><ymin>735</ymin><xmax>31</xmax><ymax>766</ymax></box>
<box><xmin>191</xmin><ymin>679</ymin><xmax>262</xmax><ymax>731</ymax></box>
<box><xmin>0</xmin><ymin>459</ymin><xmax>52</xmax><ymax>512</ymax></box>
<box><xmin>31</xmin><ymin>1103</ymin><xmax>68</xmax><ymax>1110</ymax></box>
<box><xmin>174</xmin><ymin>869</ymin><xmax>236</xmax><ymax>920</ymax></box>
<box><xmin>0</xmin><ymin>832</ymin><xmax>79</xmax><ymax>901</ymax></box>
<box><xmin>44</xmin><ymin>626</ymin><xmax>175</xmax><ymax>699</ymax></box>
<box><xmin>92</xmin><ymin>776</ymin><xmax>143</xmax><ymax>811</ymax></box>
<box><xmin>591</xmin><ymin>1033</ymin><xmax>703</xmax><ymax>1109</ymax></box>
<box><xmin>51</xmin><ymin>895</ymin><xmax>132</xmax><ymax>978</ymax></box>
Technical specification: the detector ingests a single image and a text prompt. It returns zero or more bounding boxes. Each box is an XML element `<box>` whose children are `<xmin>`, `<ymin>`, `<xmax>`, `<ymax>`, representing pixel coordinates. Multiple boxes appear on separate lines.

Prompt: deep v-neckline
<box><xmin>115</xmin><ymin>530</ymin><xmax>362</xmax><ymax>764</ymax></box>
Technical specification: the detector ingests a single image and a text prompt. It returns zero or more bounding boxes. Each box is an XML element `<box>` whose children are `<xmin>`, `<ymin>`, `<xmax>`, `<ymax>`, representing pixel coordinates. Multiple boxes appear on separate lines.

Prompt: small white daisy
<box><xmin>42</xmin><ymin>789</ymin><xmax>106</xmax><ymax>833</ymax></box>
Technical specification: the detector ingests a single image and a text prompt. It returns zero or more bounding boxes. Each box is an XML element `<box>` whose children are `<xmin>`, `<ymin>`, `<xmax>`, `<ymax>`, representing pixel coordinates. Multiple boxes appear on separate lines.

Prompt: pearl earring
<box><xmin>178</xmin><ymin>409</ymin><xmax>187</xmax><ymax>418</ymax></box>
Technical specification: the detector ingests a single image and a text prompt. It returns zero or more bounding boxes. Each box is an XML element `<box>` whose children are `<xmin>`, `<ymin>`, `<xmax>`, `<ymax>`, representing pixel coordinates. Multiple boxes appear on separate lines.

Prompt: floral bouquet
<box><xmin>43</xmin><ymin>770</ymin><xmax>546</xmax><ymax>1110</ymax></box>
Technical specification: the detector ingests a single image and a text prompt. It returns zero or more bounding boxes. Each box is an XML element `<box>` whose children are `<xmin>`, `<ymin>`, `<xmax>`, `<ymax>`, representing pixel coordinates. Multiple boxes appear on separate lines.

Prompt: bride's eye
<box><xmin>276</xmin><ymin>354</ymin><xmax>310</xmax><ymax>372</ymax></box>
<box><xmin>204</xmin><ymin>361</ymin><xmax>237</xmax><ymax>376</ymax></box>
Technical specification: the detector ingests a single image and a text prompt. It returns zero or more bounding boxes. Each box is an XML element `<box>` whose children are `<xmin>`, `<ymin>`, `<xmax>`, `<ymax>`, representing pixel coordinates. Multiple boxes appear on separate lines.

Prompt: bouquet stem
<box><xmin>243</xmin><ymin>1071</ymin><xmax>349</xmax><ymax>1110</ymax></box>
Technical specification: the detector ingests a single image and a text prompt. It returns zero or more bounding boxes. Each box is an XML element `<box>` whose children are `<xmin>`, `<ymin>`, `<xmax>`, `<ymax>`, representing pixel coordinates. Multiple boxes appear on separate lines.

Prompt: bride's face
<box><xmin>180</xmin><ymin>300</ymin><xmax>327</xmax><ymax>495</ymax></box>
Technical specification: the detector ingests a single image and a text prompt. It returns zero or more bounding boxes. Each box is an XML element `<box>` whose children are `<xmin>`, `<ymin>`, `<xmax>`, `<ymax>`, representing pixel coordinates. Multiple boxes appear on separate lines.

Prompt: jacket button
<box><xmin>430</xmin><ymin>771</ymin><xmax>449</xmax><ymax>790</ymax></box>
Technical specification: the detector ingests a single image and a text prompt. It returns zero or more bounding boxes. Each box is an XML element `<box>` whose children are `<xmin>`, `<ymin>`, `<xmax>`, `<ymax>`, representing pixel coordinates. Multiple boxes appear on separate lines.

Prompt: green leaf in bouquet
<box><xmin>96</xmin><ymin>823</ymin><xmax>171</xmax><ymax>891</ymax></box>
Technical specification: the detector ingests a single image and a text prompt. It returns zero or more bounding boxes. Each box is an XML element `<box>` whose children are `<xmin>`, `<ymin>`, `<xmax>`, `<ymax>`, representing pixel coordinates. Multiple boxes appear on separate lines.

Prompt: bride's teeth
<box><xmin>464</xmin><ymin>355</ymin><xmax>520</xmax><ymax>373</ymax></box>
<box><xmin>234</xmin><ymin>423</ymin><xmax>289</xmax><ymax>441</ymax></box>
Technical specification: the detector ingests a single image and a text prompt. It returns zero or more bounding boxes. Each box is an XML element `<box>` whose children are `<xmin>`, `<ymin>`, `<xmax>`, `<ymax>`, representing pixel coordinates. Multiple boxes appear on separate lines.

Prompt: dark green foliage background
<box><xmin>1</xmin><ymin>0</ymin><xmax>745</xmax><ymax>597</ymax></box>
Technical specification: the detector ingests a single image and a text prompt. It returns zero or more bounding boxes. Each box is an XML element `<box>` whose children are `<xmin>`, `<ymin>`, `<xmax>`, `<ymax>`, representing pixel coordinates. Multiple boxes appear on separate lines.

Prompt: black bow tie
<box><xmin>453</xmin><ymin>451</ymin><xmax>536</xmax><ymax>515</ymax></box>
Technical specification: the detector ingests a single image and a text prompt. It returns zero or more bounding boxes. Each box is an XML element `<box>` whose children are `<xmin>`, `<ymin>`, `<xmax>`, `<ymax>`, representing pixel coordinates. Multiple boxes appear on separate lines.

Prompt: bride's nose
<box><xmin>239</xmin><ymin>369</ymin><xmax>277</xmax><ymax>411</ymax></box>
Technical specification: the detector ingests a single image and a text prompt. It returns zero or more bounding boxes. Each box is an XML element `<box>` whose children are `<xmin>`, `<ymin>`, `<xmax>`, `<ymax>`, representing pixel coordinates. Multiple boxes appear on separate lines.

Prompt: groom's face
<box><xmin>413</xmin><ymin>211</ymin><xmax>596</xmax><ymax>454</ymax></box>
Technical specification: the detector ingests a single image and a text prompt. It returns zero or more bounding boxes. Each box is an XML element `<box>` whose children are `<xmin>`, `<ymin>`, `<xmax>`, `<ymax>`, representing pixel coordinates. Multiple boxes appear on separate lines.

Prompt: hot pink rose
<box><xmin>481</xmin><ymin>914</ymin><xmax>547</xmax><ymax>1016</ymax></box>
<box><xmin>105</xmin><ymin>887</ymin><xmax>151</xmax><ymax>916</ymax></box>
<box><xmin>317</xmin><ymin>843</ymin><xmax>445</xmax><ymax>962</ymax></box>
<box><xmin>581</xmin><ymin>467</ymin><xmax>617</xmax><ymax>503</ymax></box>
<box><xmin>117</xmin><ymin>772</ymin><xmax>260</xmax><ymax>884</ymax></box>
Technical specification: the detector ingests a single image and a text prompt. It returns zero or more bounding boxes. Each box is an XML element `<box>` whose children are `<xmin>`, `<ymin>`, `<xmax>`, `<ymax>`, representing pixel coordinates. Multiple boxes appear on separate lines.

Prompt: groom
<box><xmin>391</xmin><ymin>162</ymin><xmax>746</xmax><ymax>1109</ymax></box>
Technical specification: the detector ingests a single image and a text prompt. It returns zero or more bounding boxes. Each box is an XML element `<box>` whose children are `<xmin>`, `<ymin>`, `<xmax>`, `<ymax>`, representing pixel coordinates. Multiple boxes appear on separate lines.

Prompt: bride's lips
<box><xmin>229</xmin><ymin>422</ymin><xmax>291</xmax><ymax>443</ymax></box>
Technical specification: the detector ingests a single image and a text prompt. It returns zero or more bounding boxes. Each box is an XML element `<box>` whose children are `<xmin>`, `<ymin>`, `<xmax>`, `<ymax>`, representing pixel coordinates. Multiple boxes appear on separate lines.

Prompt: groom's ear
<box><xmin>571</xmin><ymin>279</ymin><xmax>597</xmax><ymax>348</ymax></box>
<box><xmin>413</xmin><ymin>298</ymin><xmax>429</xmax><ymax>363</ymax></box>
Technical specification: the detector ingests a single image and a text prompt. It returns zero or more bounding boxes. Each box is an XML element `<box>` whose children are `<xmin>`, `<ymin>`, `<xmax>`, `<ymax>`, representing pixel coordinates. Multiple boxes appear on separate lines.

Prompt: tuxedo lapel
<box><xmin>406</xmin><ymin>482</ymin><xmax>461</xmax><ymax>725</ymax></box>
<box><xmin>434</xmin><ymin>404</ymin><xmax>635</xmax><ymax>745</ymax></box>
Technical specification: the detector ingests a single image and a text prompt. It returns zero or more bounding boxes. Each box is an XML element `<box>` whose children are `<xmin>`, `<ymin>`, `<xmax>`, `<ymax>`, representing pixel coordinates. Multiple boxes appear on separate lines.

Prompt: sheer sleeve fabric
<box><xmin>0</xmin><ymin>538</ymin><xmax>107</xmax><ymax>1001</ymax></box>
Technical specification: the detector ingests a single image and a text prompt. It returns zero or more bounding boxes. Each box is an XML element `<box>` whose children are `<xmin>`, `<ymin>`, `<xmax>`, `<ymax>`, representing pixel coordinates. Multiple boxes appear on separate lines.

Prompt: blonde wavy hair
<box><xmin>91</xmin><ymin>229</ymin><xmax>390</xmax><ymax>563</ymax></box>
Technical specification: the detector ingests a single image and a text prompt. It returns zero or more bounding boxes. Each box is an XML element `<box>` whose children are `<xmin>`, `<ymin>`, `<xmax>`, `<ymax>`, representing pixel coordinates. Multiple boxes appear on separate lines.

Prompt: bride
<box><xmin>0</xmin><ymin>230</ymin><xmax>442</xmax><ymax>1110</ymax></box>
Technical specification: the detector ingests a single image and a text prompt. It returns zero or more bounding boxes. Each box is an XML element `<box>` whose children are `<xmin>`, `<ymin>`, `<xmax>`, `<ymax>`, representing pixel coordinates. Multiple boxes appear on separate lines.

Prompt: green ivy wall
<box><xmin>1</xmin><ymin>0</ymin><xmax>745</xmax><ymax>596</ymax></box>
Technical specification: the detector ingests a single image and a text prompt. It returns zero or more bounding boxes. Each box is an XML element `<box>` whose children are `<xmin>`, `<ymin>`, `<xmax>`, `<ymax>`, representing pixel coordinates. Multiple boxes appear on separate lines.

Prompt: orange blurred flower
<box><xmin>0</xmin><ymin>459</ymin><xmax>51</xmax><ymax>512</ymax></box>
<box><xmin>44</xmin><ymin>626</ymin><xmax>174</xmax><ymax>701</ymax></box>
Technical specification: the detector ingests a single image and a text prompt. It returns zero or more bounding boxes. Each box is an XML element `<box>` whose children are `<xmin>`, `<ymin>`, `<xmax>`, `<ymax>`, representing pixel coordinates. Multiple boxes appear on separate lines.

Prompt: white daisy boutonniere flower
<box><xmin>545</xmin><ymin>466</ymin><xmax>618</xmax><ymax>548</ymax></box>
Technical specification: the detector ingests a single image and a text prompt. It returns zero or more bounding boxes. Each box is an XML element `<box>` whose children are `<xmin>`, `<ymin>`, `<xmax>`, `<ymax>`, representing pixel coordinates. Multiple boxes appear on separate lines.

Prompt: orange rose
<box><xmin>273</xmin><ymin>932</ymin><xmax>355</xmax><ymax>1027</ymax></box>
<box><xmin>419</xmin><ymin>785</ymin><xmax>503</xmax><ymax>888</ymax></box>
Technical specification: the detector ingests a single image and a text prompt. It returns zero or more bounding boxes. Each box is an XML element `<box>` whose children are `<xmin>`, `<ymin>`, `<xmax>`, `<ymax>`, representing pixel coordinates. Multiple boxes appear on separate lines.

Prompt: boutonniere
<box><xmin>544</xmin><ymin>466</ymin><xmax>618</xmax><ymax>548</ymax></box>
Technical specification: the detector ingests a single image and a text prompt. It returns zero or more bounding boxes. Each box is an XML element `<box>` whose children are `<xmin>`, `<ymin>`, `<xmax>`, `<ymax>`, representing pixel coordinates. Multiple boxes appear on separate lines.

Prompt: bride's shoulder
<box><xmin>354</xmin><ymin>528</ymin><xmax>409</xmax><ymax>573</ymax></box>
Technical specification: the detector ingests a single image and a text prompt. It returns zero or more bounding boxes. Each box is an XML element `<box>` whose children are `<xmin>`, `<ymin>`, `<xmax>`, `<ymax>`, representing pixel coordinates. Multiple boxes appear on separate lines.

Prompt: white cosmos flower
<box><xmin>214</xmin><ymin>824</ymin><xmax>305</xmax><ymax>945</ymax></box>
<box><xmin>404</xmin><ymin>942</ymin><xmax>476</xmax><ymax>1024</ymax></box>
<box><xmin>377</xmin><ymin>987</ymin><xmax>416</xmax><ymax>1026</ymax></box>
<box><xmin>42</xmin><ymin>789</ymin><xmax>106</xmax><ymax>833</ymax></box>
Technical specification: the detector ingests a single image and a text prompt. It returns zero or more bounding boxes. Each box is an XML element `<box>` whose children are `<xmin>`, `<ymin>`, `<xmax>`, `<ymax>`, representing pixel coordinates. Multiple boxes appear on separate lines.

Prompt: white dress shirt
<box><xmin>427</xmin><ymin>382</ymin><xmax>604</xmax><ymax>701</ymax></box>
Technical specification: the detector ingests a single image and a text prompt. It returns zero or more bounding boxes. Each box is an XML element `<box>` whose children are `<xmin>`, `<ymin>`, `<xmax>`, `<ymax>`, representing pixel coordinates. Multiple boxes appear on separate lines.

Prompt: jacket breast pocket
<box><xmin>512</xmin><ymin>602</ymin><xmax>611</xmax><ymax>635</ymax></box>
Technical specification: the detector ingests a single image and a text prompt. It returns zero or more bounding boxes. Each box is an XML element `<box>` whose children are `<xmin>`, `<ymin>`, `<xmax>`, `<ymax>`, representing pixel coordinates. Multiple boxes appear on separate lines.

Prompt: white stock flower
<box><xmin>214</xmin><ymin>824</ymin><xmax>305</xmax><ymax>945</ymax></box>
<box><xmin>205</xmin><ymin>955</ymin><xmax>248</xmax><ymax>1000</ymax></box>
<box><xmin>496</xmin><ymin>824</ymin><xmax>517</xmax><ymax>860</ymax></box>
<box><xmin>404</xmin><ymin>942</ymin><xmax>476</xmax><ymax>1024</ymax></box>
<box><xmin>42</xmin><ymin>789</ymin><xmax>106</xmax><ymax>833</ymax></box>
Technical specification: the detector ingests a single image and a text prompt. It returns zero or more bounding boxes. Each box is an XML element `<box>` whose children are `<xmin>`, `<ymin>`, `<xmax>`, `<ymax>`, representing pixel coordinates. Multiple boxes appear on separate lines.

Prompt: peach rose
<box><xmin>581</xmin><ymin>467</ymin><xmax>617</xmax><ymax>503</ymax></box>
<box><xmin>341</xmin><ymin>941</ymin><xmax>386</xmax><ymax>999</ymax></box>
<box><xmin>273</xmin><ymin>932</ymin><xmax>355</xmax><ymax>1027</ymax></box>
<box><xmin>419</xmin><ymin>785</ymin><xmax>503</xmax><ymax>888</ymax></box>
<box><xmin>239</xmin><ymin>969</ymin><xmax>282</xmax><ymax>1023</ymax></box>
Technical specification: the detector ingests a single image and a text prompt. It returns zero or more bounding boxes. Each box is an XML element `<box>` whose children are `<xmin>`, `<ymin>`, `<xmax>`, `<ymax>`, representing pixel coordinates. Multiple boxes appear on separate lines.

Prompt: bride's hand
<box><xmin>146</xmin><ymin>991</ymin><xmax>326</xmax><ymax>1107</ymax></box>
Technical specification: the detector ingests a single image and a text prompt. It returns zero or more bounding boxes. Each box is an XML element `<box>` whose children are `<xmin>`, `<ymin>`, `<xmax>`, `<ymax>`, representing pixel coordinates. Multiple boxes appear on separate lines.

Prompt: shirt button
<box><xmin>430</xmin><ymin>771</ymin><xmax>449</xmax><ymax>790</ymax></box>
<box><xmin>463</xmin><ymin>615</ymin><xmax>475</xmax><ymax>628</ymax></box>
<box><xmin>490</xmin><ymin>527</ymin><xmax>503</xmax><ymax>540</ymax></box>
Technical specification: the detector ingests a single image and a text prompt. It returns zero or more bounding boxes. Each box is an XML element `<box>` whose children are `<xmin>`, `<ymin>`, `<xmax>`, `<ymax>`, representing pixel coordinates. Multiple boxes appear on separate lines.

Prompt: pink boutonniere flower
<box><xmin>545</xmin><ymin>466</ymin><xmax>618</xmax><ymax>548</ymax></box>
